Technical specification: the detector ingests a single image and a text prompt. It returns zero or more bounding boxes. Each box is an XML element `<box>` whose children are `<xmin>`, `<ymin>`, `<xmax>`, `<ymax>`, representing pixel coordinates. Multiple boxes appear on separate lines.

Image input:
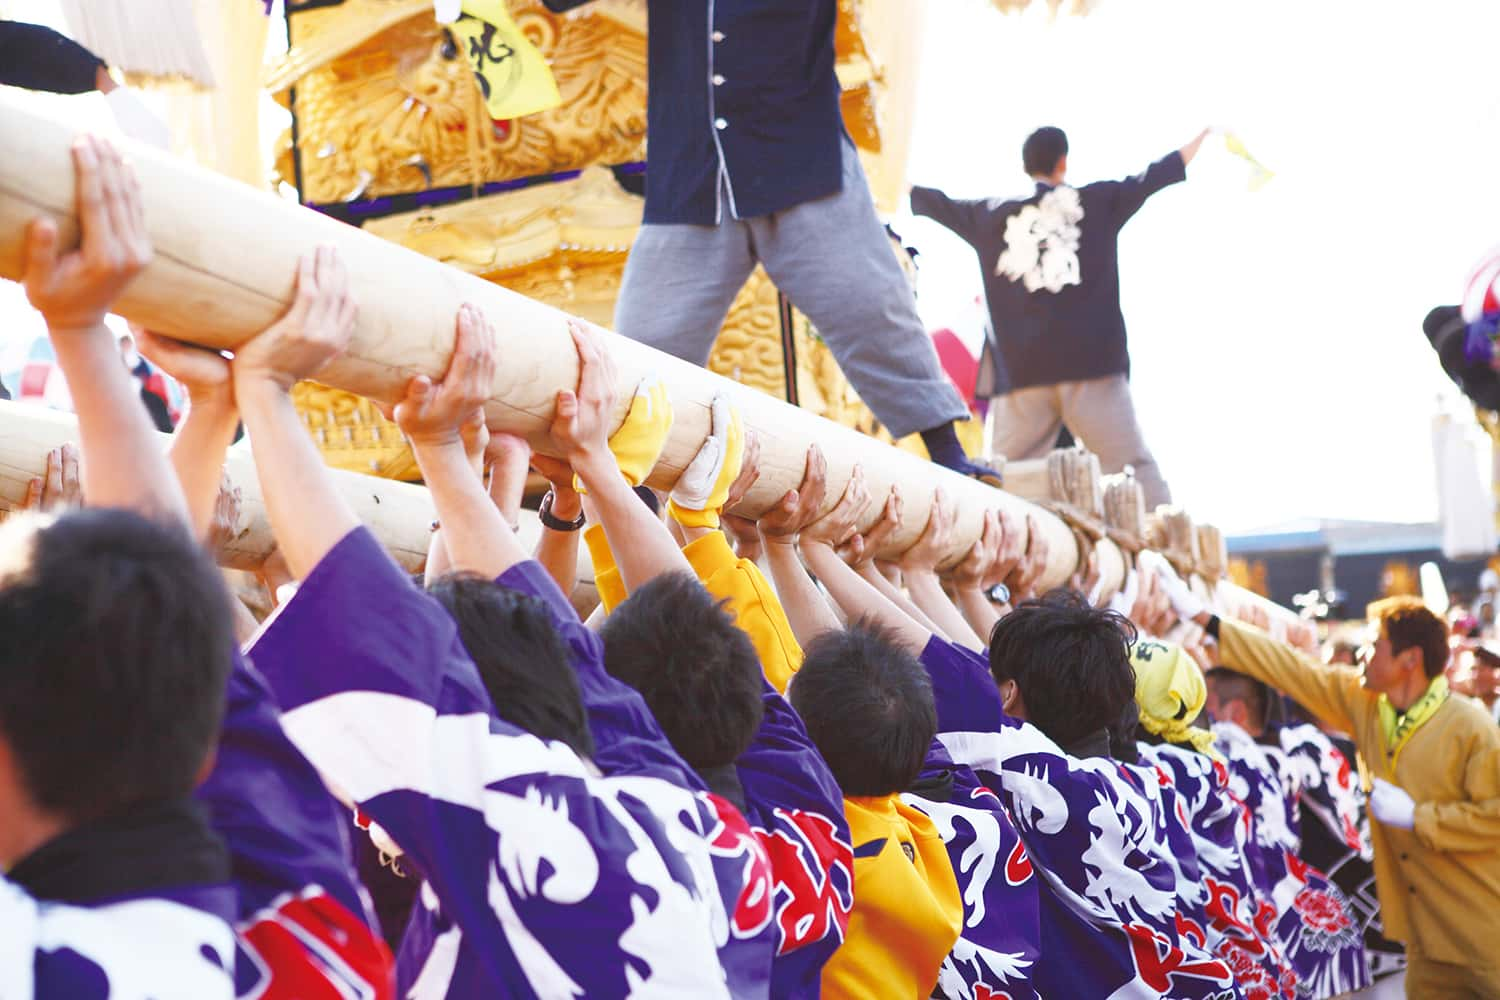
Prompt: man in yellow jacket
<box><xmin>1157</xmin><ymin>570</ymin><xmax>1500</xmax><ymax>998</ymax></box>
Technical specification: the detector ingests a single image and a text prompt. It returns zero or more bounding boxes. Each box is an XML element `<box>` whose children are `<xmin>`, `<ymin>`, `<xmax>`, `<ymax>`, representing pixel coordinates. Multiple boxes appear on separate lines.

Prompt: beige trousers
<box><xmin>986</xmin><ymin>374</ymin><xmax>1172</xmax><ymax>508</ymax></box>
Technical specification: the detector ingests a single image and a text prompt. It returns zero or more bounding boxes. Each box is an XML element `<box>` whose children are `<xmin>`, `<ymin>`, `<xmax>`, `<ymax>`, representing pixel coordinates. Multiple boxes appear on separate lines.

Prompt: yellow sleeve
<box><xmin>1413</xmin><ymin>723</ymin><xmax>1500</xmax><ymax>852</ymax></box>
<box><xmin>1217</xmin><ymin>618</ymin><xmax>1364</xmax><ymax>734</ymax></box>
<box><xmin>583</xmin><ymin>524</ymin><xmax>627</xmax><ymax>614</ymax></box>
<box><xmin>681</xmin><ymin>531</ymin><xmax>804</xmax><ymax>695</ymax></box>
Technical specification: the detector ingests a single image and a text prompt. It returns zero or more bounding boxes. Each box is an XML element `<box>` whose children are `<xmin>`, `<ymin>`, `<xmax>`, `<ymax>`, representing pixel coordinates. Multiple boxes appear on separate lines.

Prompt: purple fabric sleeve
<box><xmin>249</xmin><ymin>527</ymin><xmax>492</xmax><ymax>719</ymax></box>
<box><xmin>919</xmin><ymin>635</ymin><xmax>1007</xmax><ymax>734</ymax></box>
<box><xmin>495</xmin><ymin>560</ymin><xmax>704</xmax><ymax>789</ymax></box>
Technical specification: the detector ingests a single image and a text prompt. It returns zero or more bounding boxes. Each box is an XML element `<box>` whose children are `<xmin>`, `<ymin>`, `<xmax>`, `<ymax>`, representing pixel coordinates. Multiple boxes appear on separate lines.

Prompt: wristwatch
<box><xmin>539</xmin><ymin>490</ymin><xmax>586</xmax><ymax>532</ymax></box>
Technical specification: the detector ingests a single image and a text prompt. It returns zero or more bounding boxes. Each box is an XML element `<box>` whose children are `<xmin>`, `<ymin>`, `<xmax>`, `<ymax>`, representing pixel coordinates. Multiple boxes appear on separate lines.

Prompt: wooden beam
<box><xmin>0</xmin><ymin>99</ymin><xmax>1086</xmax><ymax>586</ymax></box>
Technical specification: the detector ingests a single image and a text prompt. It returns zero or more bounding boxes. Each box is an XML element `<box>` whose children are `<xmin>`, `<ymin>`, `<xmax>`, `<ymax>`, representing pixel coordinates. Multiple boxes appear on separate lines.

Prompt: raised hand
<box><xmin>986</xmin><ymin>507</ymin><xmax>1024</xmax><ymax>590</ymax></box>
<box><xmin>232</xmin><ymin>246</ymin><xmax>358</xmax><ymax>394</ymax></box>
<box><xmin>758</xmin><ymin>444</ymin><xmax>829</xmax><ymax>546</ymax></box>
<box><xmin>23</xmin><ymin>135</ymin><xmax>151</xmax><ymax>333</ymax></box>
<box><xmin>205</xmin><ymin>472</ymin><xmax>243</xmax><ymax>558</ymax></box>
<box><xmin>1007</xmin><ymin>514</ymin><xmax>1050</xmax><ymax>601</ymax></box>
<box><xmin>393</xmin><ymin>303</ymin><xmax>496</xmax><ymax>450</ymax></box>
<box><xmin>135</xmin><ymin>327</ymin><xmax>232</xmax><ymax>403</ymax></box>
<box><xmin>22</xmin><ymin>444</ymin><xmax>84</xmax><ymax>513</ymax></box>
<box><xmin>802</xmin><ymin>464</ymin><xmax>871</xmax><ymax>549</ymax></box>
<box><xmin>668</xmin><ymin>393</ymin><xmax>745</xmax><ymax>529</ymax></box>
<box><xmin>898</xmin><ymin>488</ymin><xmax>955</xmax><ymax>573</ymax></box>
<box><xmin>952</xmin><ymin>509</ymin><xmax>1000</xmax><ymax>590</ymax></box>
<box><xmin>849</xmin><ymin>487</ymin><xmax>902</xmax><ymax>569</ymax></box>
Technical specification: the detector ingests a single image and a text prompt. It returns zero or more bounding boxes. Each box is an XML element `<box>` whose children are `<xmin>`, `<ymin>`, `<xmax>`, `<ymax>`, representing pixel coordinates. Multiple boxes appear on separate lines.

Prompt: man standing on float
<box><xmin>540</xmin><ymin>0</ymin><xmax>993</xmax><ymax>482</ymax></box>
<box><xmin>912</xmin><ymin>127</ymin><xmax>1208</xmax><ymax>507</ymax></box>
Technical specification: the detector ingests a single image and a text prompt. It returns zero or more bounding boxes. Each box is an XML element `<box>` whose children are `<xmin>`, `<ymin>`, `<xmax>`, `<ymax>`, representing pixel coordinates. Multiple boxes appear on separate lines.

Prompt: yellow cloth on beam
<box><xmin>453</xmin><ymin>0</ymin><xmax>561</xmax><ymax>120</ymax></box>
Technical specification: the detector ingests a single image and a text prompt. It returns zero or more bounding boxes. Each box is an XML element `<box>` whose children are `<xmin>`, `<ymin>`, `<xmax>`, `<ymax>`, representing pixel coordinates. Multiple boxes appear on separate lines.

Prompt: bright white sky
<box><xmin>4</xmin><ymin>0</ymin><xmax>1498</xmax><ymax>532</ymax></box>
<box><xmin>896</xmin><ymin>0</ymin><xmax>1500</xmax><ymax>531</ymax></box>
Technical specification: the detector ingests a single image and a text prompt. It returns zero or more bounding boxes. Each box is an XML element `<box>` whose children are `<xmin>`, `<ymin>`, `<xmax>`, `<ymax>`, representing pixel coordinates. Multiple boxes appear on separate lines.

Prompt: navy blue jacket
<box><xmin>912</xmin><ymin>151</ymin><xmax>1186</xmax><ymax>392</ymax></box>
<box><xmin>544</xmin><ymin>0</ymin><xmax>845</xmax><ymax>225</ymax></box>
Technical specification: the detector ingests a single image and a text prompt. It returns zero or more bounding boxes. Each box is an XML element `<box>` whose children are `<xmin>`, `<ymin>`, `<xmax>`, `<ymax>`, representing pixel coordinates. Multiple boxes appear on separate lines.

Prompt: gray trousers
<box><xmin>614</xmin><ymin>140</ymin><xmax>967</xmax><ymax>440</ymax></box>
<box><xmin>986</xmin><ymin>374</ymin><xmax>1173</xmax><ymax>508</ymax></box>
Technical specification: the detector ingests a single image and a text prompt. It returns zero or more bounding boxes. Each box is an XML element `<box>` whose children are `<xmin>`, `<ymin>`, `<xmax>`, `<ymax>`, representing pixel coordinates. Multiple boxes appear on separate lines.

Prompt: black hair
<box><xmin>989</xmin><ymin>589</ymin><xmax>1136</xmax><ymax>751</ymax></box>
<box><xmin>599</xmin><ymin>573</ymin><xmax>763</xmax><ymax>769</ymax></box>
<box><xmin>1205</xmin><ymin>666</ymin><xmax>1271</xmax><ymax>730</ymax></box>
<box><xmin>427</xmin><ymin>573</ymin><xmax>594</xmax><ymax>759</ymax></box>
<box><xmin>790</xmin><ymin>620</ymin><xmax>937</xmax><ymax>797</ymax></box>
<box><xmin>1023</xmin><ymin>127</ymin><xmax>1069</xmax><ymax>177</ymax></box>
<box><xmin>0</xmin><ymin>509</ymin><xmax>234</xmax><ymax>822</ymax></box>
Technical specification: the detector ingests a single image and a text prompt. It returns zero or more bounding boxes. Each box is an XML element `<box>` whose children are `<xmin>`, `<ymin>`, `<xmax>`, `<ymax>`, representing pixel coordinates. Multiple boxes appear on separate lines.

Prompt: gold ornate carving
<box><xmin>271</xmin><ymin>0</ymin><xmax>895</xmax><ymax>204</ymax></box>
<box><xmin>291</xmin><ymin>380</ymin><xmax>420</xmax><ymax>481</ymax></box>
<box><xmin>277</xmin><ymin>0</ymin><xmax>943</xmax><ymax>474</ymax></box>
<box><xmin>271</xmin><ymin>0</ymin><xmax>647</xmax><ymax>204</ymax></box>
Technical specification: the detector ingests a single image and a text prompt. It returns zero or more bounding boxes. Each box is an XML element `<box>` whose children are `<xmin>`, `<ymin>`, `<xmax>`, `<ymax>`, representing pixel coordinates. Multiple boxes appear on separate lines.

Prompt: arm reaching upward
<box><xmin>897</xmin><ymin>489</ymin><xmax>986</xmax><ymax>651</ymax></box>
<box><xmin>559</xmin><ymin>321</ymin><xmax>691</xmax><ymax>590</ymax></box>
<box><xmin>231</xmin><ymin>247</ymin><xmax>361</xmax><ymax>579</ymax></box>
<box><xmin>22</xmin><ymin>136</ymin><xmax>185</xmax><ymax>522</ymax></box>
<box><xmin>756</xmin><ymin>445</ymin><xmax>843</xmax><ymax>652</ymax></box>
<box><xmin>799</xmin><ymin>467</ymin><xmax>931</xmax><ymax>654</ymax></box>
<box><xmin>135</xmin><ymin>328</ymin><xmax>239</xmax><ymax>541</ymax></box>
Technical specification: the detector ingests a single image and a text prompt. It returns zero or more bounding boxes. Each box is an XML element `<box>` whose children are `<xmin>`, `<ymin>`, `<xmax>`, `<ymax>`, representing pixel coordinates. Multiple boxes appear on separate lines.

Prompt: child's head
<box><xmin>0</xmin><ymin>509</ymin><xmax>234</xmax><ymax>853</ymax></box>
<box><xmin>428</xmin><ymin>573</ymin><xmax>594</xmax><ymax>759</ymax></box>
<box><xmin>599</xmin><ymin>573</ymin><xmax>763</xmax><ymax>769</ymax></box>
<box><xmin>989</xmin><ymin>589</ymin><xmax>1136</xmax><ymax>752</ymax></box>
<box><xmin>790</xmin><ymin>621</ymin><xmax>936</xmax><ymax>797</ymax></box>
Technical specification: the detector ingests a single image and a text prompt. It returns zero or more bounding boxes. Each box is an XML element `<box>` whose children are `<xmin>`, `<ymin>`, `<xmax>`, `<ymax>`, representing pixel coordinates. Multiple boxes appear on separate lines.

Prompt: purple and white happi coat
<box><xmin>920</xmin><ymin>638</ymin><xmax>1240</xmax><ymax>1000</ymax></box>
<box><xmin>249</xmin><ymin>528</ymin><xmax>772</xmax><ymax>999</ymax></box>
<box><xmin>1213</xmin><ymin>723</ymin><xmax>1369</xmax><ymax>999</ymax></box>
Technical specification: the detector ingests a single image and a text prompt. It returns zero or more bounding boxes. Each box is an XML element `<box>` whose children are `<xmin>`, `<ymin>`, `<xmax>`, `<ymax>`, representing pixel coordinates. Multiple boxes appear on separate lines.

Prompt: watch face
<box><xmin>986</xmin><ymin>583</ymin><xmax>1011</xmax><ymax>605</ymax></box>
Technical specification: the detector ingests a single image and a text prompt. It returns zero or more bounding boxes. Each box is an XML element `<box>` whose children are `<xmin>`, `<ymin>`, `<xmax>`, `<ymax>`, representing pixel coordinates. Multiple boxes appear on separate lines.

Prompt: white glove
<box><xmin>1143</xmin><ymin>550</ymin><xmax>1206</xmax><ymax>623</ymax></box>
<box><xmin>1370</xmin><ymin>778</ymin><xmax>1416</xmax><ymax>830</ymax></box>
<box><xmin>433</xmin><ymin>0</ymin><xmax>463</xmax><ymax>22</ymax></box>
<box><xmin>670</xmin><ymin>393</ymin><xmax>732</xmax><ymax>512</ymax></box>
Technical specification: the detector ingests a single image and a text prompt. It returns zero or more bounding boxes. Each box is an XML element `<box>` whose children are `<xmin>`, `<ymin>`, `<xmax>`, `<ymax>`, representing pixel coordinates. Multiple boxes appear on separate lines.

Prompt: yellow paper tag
<box><xmin>451</xmin><ymin>0</ymin><xmax>562</xmax><ymax>120</ymax></box>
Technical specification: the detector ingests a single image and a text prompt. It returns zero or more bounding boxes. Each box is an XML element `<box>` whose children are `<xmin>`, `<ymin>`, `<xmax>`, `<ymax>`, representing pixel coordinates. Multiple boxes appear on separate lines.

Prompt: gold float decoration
<box><xmin>273</xmin><ymin>0</ymin><xmax>951</xmax><ymax>473</ymax></box>
<box><xmin>269</xmin><ymin>0</ymin><xmax>647</xmax><ymax>204</ymax></box>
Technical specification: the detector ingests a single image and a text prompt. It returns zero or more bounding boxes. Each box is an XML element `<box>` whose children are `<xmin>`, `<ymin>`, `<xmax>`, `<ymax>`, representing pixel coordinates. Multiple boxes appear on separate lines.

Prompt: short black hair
<box><xmin>1205</xmin><ymin>666</ymin><xmax>1270</xmax><ymax>730</ymax></box>
<box><xmin>989</xmin><ymin>590</ymin><xmax>1136</xmax><ymax>750</ymax></box>
<box><xmin>790</xmin><ymin>621</ymin><xmax>937</xmax><ymax>797</ymax></box>
<box><xmin>1023</xmin><ymin>127</ymin><xmax>1069</xmax><ymax>177</ymax></box>
<box><xmin>599</xmin><ymin>573</ymin><xmax>763</xmax><ymax>769</ymax></box>
<box><xmin>0</xmin><ymin>509</ymin><xmax>234</xmax><ymax>822</ymax></box>
<box><xmin>428</xmin><ymin>573</ymin><xmax>594</xmax><ymax>759</ymax></box>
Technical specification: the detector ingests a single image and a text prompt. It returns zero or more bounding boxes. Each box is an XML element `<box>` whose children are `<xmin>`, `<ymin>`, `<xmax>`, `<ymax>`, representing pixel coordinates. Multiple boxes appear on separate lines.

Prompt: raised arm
<box><xmin>21</xmin><ymin>136</ymin><xmax>186</xmax><ymax>521</ymax></box>
<box><xmin>898</xmin><ymin>489</ymin><xmax>986</xmax><ymax>652</ymax></box>
<box><xmin>756</xmin><ymin>445</ymin><xmax>844</xmax><ymax>654</ymax></box>
<box><xmin>798</xmin><ymin>467</ymin><xmax>931</xmax><ymax>654</ymax></box>
<box><xmin>231</xmin><ymin>247</ymin><xmax>360</xmax><ymax>579</ymax></box>
<box><xmin>134</xmin><ymin>329</ymin><xmax>239</xmax><ymax>541</ymax></box>
<box><xmin>530</xmin><ymin>451</ymin><xmax>585</xmax><ymax>597</ymax></box>
<box><xmin>909</xmin><ymin>185</ymin><xmax>993</xmax><ymax>247</ymax></box>
<box><xmin>391</xmin><ymin>305</ymin><xmax>536</xmax><ymax>582</ymax></box>
<box><xmin>561</xmin><ymin>323</ymin><xmax>691</xmax><ymax>590</ymax></box>
<box><xmin>948</xmin><ymin>509</ymin><xmax>1005</xmax><ymax>646</ymax></box>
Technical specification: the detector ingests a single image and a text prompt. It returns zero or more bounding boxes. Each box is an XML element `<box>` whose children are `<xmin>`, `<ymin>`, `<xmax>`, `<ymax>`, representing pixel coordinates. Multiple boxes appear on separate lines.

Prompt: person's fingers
<box><xmin>72</xmin><ymin>137</ymin><xmax>106</xmax><ymax>251</ymax></box>
<box><xmin>45</xmin><ymin>448</ymin><xmax>63</xmax><ymax>504</ymax></box>
<box><xmin>22</xmin><ymin>218</ymin><xmax>60</xmax><ymax>289</ymax></box>
<box><xmin>59</xmin><ymin>443</ymin><xmax>81</xmax><ymax>500</ymax></box>
<box><xmin>96</xmin><ymin>140</ymin><xmax>133</xmax><ymax>265</ymax></box>
<box><xmin>23</xmin><ymin>477</ymin><xmax>42</xmax><ymax>512</ymax></box>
